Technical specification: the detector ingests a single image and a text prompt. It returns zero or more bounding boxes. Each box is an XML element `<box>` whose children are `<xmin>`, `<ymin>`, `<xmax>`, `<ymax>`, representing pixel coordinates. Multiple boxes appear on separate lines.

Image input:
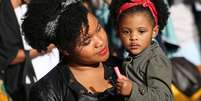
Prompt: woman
<box><xmin>22</xmin><ymin>0</ymin><xmax>124</xmax><ymax>101</ymax></box>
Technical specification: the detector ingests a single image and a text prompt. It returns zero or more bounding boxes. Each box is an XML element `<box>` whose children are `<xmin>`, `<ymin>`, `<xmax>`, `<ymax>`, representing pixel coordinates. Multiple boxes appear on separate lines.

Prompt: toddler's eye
<box><xmin>139</xmin><ymin>30</ymin><xmax>145</xmax><ymax>33</ymax></box>
<box><xmin>138</xmin><ymin>29</ymin><xmax>146</xmax><ymax>35</ymax></box>
<box><xmin>120</xmin><ymin>30</ymin><xmax>130</xmax><ymax>36</ymax></box>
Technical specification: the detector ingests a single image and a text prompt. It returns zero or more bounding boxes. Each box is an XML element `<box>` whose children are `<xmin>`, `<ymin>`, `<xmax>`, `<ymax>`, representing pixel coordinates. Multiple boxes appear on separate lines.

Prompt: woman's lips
<box><xmin>98</xmin><ymin>46</ymin><xmax>108</xmax><ymax>56</ymax></box>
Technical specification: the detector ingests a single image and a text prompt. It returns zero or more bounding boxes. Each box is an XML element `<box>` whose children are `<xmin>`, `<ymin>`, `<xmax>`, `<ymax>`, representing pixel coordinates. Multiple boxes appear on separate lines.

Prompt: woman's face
<box><xmin>118</xmin><ymin>12</ymin><xmax>158</xmax><ymax>55</ymax></box>
<box><xmin>72</xmin><ymin>13</ymin><xmax>109</xmax><ymax>65</ymax></box>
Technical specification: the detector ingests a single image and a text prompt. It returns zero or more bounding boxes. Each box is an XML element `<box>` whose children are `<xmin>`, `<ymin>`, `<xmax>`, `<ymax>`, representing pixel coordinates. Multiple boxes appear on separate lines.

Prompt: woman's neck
<box><xmin>69</xmin><ymin>62</ymin><xmax>112</xmax><ymax>93</ymax></box>
<box><xmin>69</xmin><ymin>62</ymin><xmax>103</xmax><ymax>72</ymax></box>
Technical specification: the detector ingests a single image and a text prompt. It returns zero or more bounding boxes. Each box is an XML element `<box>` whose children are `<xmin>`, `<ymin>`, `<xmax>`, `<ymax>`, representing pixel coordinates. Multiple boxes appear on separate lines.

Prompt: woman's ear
<box><xmin>152</xmin><ymin>25</ymin><xmax>159</xmax><ymax>38</ymax></box>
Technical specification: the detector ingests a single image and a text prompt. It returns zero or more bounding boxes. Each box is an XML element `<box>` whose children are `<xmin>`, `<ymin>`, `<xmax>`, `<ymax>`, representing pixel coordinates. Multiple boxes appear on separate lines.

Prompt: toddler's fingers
<box><xmin>116</xmin><ymin>89</ymin><xmax>121</xmax><ymax>94</ymax></box>
<box><xmin>116</xmin><ymin>85</ymin><xmax>121</xmax><ymax>90</ymax></box>
<box><xmin>116</xmin><ymin>81</ymin><xmax>123</xmax><ymax>87</ymax></box>
<box><xmin>121</xmin><ymin>75</ymin><xmax>129</xmax><ymax>80</ymax></box>
<box><xmin>114</xmin><ymin>66</ymin><xmax>123</xmax><ymax>79</ymax></box>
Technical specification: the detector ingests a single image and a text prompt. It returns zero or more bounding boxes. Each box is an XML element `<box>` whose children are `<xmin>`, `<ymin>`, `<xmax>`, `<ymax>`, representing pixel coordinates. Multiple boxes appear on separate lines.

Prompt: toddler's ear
<box><xmin>152</xmin><ymin>25</ymin><xmax>159</xmax><ymax>38</ymax></box>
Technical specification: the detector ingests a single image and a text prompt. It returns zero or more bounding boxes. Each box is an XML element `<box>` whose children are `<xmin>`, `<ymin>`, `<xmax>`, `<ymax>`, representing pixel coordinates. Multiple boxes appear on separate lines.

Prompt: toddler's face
<box><xmin>118</xmin><ymin>12</ymin><xmax>158</xmax><ymax>55</ymax></box>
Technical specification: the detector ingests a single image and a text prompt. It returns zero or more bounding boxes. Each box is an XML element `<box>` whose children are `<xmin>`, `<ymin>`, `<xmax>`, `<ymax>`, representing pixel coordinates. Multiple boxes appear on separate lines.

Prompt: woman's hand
<box><xmin>38</xmin><ymin>43</ymin><xmax>56</xmax><ymax>56</ymax></box>
<box><xmin>46</xmin><ymin>44</ymin><xmax>56</xmax><ymax>53</ymax></box>
<box><xmin>30</xmin><ymin>43</ymin><xmax>56</xmax><ymax>58</ymax></box>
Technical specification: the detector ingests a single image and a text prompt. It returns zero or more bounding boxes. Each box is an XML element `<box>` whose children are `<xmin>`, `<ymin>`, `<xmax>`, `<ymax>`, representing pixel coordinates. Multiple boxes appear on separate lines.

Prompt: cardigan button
<box><xmin>139</xmin><ymin>87</ymin><xmax>145</xmax><ymax>95</ymax></box>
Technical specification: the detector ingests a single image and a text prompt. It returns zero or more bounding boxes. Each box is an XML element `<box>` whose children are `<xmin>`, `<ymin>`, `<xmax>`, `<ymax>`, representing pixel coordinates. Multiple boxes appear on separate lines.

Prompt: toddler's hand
<box><xmin>114</xmin><ymin>67</ymin><xmax>133</xmax><ymax>96</ymax></box>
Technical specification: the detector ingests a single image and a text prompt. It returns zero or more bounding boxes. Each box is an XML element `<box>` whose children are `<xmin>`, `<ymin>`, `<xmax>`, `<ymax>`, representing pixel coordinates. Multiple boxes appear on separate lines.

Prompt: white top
<box><xmin>170</xmin><ymin>3</ymin><xmax>201</xmax><ymax>65</ymax></box>
<box><xmin>195</xmin><ymin>1</ymin><xmax>201</xmax><ymax>11</ymax></box>
<box><xmin>15</xmin><ymin>4</ymin><xmax>60</xmax><ymax>81</ymax></box>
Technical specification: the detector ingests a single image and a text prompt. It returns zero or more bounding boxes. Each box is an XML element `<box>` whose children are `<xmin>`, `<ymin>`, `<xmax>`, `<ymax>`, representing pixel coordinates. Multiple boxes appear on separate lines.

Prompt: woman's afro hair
<box><xmin>22</xmin><ymin>0</ymin><xmax>64</xmax><ymax>51</ymax></box>
<box><xmin>22</xmin><ymin>0</ymin><xmax>88</xmax><ymax>52</ymax></box>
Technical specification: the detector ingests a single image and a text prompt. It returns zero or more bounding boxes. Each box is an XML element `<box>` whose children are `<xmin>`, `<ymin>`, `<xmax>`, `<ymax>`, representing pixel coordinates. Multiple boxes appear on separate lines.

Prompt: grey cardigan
<box><xmin>122</xmin><ymin>41</ymin><xmax>173</xmax><ymax>101</ymax></box>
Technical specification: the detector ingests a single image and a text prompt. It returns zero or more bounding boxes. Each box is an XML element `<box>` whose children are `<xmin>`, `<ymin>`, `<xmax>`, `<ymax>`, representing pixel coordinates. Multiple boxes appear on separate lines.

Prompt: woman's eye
<box><xmin>96</xmin><ymin>25</ymin><xmax>101</xmax><ymax>33</ymax></box>
<box><xmin>80</xmin><ymin>39</ymin><xmax>91</xmax><ymax>46</ymax></box>
<box><xmin>83</xmin><ymin>36</ymin><xmax>92</xmax><ymax>46</ymax></box>
<box><xmin>83</xmin><ymin>39</ymin><xmax>91</xmax><ymax>45</ymax></box>
<box><xmin>79</xmin><ymin>35</ymin><xmax>92</xmax><ymax>46</ymax></box>
<box><xmin>96</xmin><ymin>24</ymin><xmax>102</xmax><ymax>33</ymax></box>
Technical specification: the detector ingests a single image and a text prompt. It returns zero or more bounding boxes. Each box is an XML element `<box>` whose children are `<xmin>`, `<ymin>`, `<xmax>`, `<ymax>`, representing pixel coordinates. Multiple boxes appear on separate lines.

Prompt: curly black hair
<box><xmin>110</xmin><ymin>0</ymin><xmax>169</xmax><ymax>32</ymax></box>
<box><xmin>22</xmin><ymin>0</ymin><xmax>89</xmax><ymax>54</ymax></box>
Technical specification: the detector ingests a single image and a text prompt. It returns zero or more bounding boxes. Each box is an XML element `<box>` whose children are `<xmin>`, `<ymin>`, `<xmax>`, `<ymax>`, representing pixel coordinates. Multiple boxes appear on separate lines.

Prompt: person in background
<box><xmin>167</xmin><ymin>0</ymin><xmax>201</xmax><ymax>68</ymax></box>
<box><xmin>0</xmin><ymin>0</ymin><xmax>59</xmax><ymax>100</ymax></box>
<box><xmin>193</xmin><ymin>0</ymin><xmax>201</xmax><ymax>73</ymax></box>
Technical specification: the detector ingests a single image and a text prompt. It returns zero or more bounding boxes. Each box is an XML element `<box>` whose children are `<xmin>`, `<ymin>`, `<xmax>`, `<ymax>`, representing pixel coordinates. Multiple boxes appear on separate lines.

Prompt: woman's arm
<box><xmin>10</xmin><ymin>44</ymin><xmax>56</xmax><ymax>65</ymax></box>
<box><xmin>10</xmin><ymin>49</ymin><xmax>41</xmax><ymax>64</ymax></box>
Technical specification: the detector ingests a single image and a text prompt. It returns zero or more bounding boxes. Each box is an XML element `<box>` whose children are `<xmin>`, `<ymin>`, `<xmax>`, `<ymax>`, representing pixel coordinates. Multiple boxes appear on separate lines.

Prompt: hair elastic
<box><xmin>45</xmin><ymin>0</ymin><xmax>80</xmax><ymax>37</ymax></box>
<box><xmin>117</xmin><ymin>0</ymin><xmax>158</xmax><ymax>25</ymax></box>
